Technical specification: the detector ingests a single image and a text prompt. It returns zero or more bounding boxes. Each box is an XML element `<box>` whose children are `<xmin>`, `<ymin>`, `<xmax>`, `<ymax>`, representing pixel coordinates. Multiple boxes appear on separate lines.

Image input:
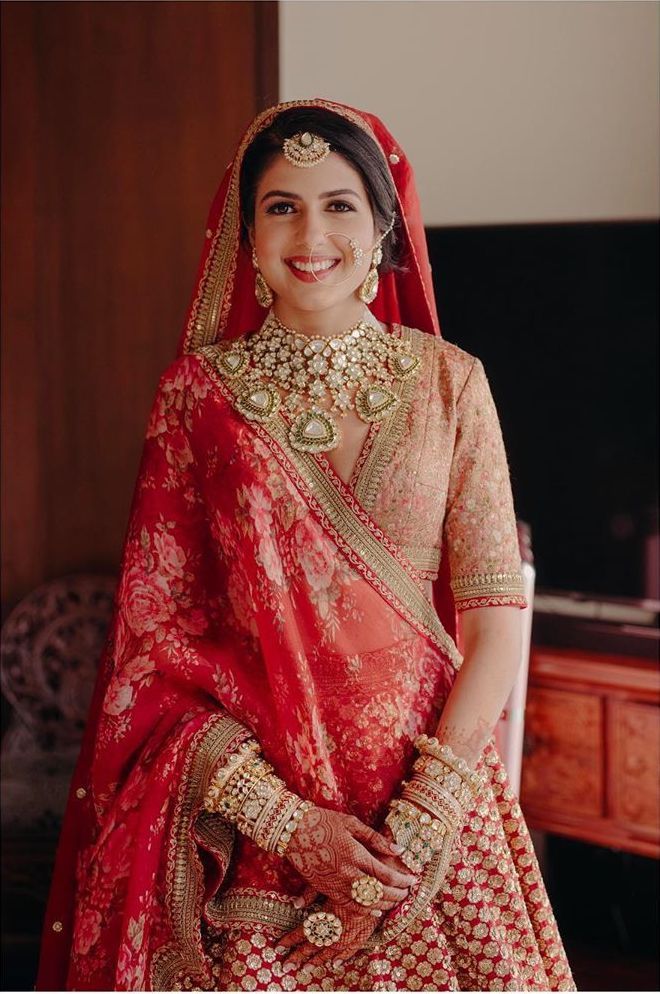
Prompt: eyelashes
<box><xmin>265</xmin><ymin>200</ymin><xmax>357</xmax><ymax>216</ymax></box>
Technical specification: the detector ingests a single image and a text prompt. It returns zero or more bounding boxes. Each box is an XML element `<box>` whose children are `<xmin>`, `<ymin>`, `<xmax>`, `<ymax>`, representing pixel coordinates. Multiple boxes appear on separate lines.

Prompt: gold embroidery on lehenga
<box><xmin>196</xmin><ymin>350</ymin><xmax>463</xmax><ymax>674</ymax></box>
<box><xmin>202</xmin><ymin>850</ymin><xmax>461</xmax><ymax>953</ymax></box>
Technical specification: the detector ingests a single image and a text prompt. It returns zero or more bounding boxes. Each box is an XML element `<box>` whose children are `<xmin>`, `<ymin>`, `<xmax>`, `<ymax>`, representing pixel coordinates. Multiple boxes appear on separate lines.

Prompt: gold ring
<box><xmin>302</xmin><ymin>911</ymin><xmax>343</xmax><ymax>947</ymax></box>
<box><xmin>351</xmin><ymin>874</ymin><xmax>384</xmax><ymax>907</ymax></box>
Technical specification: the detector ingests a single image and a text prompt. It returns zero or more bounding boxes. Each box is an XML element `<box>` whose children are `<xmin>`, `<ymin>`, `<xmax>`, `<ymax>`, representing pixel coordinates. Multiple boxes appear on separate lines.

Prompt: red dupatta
<box><xmin>37</xmin><ymin>99</ymin><xmax>461</xmax><ymax>991</ymax></box>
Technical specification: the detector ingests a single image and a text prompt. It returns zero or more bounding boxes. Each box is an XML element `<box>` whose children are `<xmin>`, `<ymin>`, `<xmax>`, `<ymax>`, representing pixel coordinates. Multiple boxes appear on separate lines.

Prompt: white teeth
<box><xmin>290</xmin><ymin>259</ymin><xmax>338</xmax><ymax>273</ymax></box>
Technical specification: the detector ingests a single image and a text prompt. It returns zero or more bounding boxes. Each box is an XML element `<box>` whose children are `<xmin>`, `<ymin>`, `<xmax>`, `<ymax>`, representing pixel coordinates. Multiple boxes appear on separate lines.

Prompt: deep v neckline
<box><xmin>306</xmin><ymin>323</ymin><xmax>419</xmax><ymax>499</ymax></box>
<box><xmin>199</xmin><ymin>322</ymin><xmax>420</xmax><ymax>507</ymax></box>
<box><xmin>272</xmin><ymin>322</ymin><xmax>408</xmax><ymax>494</ymax></box>
<box><xmin>316</xmin><ymin>420</ymin><xmax>381</xmax><ymax>491</ymax></box>
<box><xmin>303</xmin><ymin>322</ymin><xmax>406</xmax><ymax>494</ymax></box>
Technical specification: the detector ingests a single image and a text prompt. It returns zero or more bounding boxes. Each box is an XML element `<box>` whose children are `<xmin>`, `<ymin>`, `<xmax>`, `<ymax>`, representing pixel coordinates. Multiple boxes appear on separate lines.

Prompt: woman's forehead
<box><xmin>255</xmin><ymin>151</ymin><xmax>368</xmax><ymax>201</ymax></box>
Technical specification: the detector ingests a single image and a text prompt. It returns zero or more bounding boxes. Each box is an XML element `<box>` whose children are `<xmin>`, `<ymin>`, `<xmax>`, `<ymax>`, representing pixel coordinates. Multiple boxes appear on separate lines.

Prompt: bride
<box><xmin>38</xmin><ymin>98</ymin><xmax>576</xmax><ymax>992</ymax></box>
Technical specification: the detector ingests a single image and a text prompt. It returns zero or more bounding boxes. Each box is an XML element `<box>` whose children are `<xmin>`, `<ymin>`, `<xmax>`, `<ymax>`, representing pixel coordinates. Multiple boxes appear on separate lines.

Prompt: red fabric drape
<box><xmin>37</xmin><ymin>99</ymin><xmax>459</xmax><ymax>991</ymax></box>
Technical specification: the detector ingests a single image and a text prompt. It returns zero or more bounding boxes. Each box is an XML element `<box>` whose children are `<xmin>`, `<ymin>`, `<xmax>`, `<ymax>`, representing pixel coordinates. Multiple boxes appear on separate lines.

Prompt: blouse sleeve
<box><xmin>444</xmin><ymin>356</ymin><xmax>527</xmax><ymax>612</ymax></box>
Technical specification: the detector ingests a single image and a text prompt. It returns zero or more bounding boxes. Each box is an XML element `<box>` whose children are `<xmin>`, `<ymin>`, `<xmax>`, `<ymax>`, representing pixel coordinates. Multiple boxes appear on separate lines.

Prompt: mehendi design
<box><xmin>433</xmin><ymin>715</ymin><xmax>494</xmax><ymax>768</ymax></box>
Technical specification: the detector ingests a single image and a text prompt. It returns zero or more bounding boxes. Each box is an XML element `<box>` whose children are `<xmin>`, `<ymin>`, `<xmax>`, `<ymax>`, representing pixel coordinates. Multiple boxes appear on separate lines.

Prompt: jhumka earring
<box><xmin>358</xmin><ymin>245</ymin><xmax>383</xmax><ymax>305</ymax></box>
<box><xmin>252</xmin><ymin>247</ymin><xmax>274</xmax><ymax>308</ymax></box>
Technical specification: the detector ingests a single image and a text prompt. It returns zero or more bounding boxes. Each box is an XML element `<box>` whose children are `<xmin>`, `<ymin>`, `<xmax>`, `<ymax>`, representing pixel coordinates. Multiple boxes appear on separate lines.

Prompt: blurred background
<box><xmin>1</xmin><ymin>1</ymin><xmax>658</xmax><ymax>989</ymax></box>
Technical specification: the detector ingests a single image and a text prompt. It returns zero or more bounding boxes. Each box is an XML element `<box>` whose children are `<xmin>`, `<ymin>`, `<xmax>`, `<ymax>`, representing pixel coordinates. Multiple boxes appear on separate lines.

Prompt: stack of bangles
<box><xmin>385</xmin><ymin>736</ymin><xmax>485</xmax><ymax>874</ymax></box>
<box><xmin>203</xmin><ymin>738</ymin><xmax>312</xmax><ymax>856</ymax></box>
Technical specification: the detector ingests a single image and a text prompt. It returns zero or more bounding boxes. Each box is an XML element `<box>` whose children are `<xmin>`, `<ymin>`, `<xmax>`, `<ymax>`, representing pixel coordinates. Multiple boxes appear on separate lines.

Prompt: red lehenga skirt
<box><xmin>38</xmin><ymin>346</ymin><xmax>576</xmax><ymax>992</ymax></box>
<box><xmin>194</xmin><ymin>735</ymin><xmax>575</xmax><ymax>993</ymax></box>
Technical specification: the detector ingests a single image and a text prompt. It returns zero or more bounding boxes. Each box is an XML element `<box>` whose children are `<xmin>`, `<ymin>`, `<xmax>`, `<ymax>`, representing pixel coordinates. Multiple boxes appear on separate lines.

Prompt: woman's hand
<box><xmin>277</xmin><ymin>897</ymin><xmax>380</xmax><ymax>973</ymax></box>
<box><xmin>284</xmin><ymin>806</ymin><xmax>418</xmax><ymax>913</ymax></box>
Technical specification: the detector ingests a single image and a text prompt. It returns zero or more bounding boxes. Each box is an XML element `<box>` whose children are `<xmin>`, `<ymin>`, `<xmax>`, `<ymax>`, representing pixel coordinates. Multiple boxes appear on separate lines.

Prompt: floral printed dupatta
<box><xmin>37</xmin><ymin>100</ymin><xmax>464</xmax><ymax>991</ymax></box>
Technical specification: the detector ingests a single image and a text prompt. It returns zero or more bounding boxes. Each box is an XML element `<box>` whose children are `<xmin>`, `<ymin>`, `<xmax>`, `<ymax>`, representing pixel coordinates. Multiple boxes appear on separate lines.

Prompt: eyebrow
<box><xmin>260</xmin><ymin>188</ymin><xmax>362</xmax><ymax>203</ymax></box>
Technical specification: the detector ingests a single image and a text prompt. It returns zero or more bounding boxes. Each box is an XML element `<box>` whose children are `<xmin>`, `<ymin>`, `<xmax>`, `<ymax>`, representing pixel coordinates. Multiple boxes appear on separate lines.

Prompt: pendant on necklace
<box><xmin>389</xmin><ymin>351</ymin><xmax>420</xmax><ymax>379</ymax></box>
<box><xmin>218</xmin><ymin>348</ymin><xmax>249</xmax><ymax>379</ymax></box>
<box><xmin>235</xmin><ymin>383</ymin><xmax>281</xmax><ymax>422</ymax></box>
<box><xmin>289</xmin><ymin>409</ymin><xmax>339</xmax><ymax>453</ymax></box>
<box><xmin>355</xmin><ymin>384</ymin><xmax>400</xmax><ymax>423</ymax></box>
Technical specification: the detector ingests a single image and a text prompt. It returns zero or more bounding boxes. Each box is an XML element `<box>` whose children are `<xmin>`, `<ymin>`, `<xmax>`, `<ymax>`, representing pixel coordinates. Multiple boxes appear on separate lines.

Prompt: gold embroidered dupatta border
<box><xmin>196</xmin><ymin>349</ymin><xmax>462</xmax><ymax>675</ymax></box>
<box><xmin>150</xmin><ymin>714</ymin><xmax>248</xmax><ymax>990</ymax></box>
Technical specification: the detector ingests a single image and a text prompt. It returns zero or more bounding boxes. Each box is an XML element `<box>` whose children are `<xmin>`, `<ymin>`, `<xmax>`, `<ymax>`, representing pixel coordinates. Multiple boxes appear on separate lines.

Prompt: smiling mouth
<box><xmin>286</xmin><ymin>257</ymin><xmax>341</xmax><ymax>274</ymax></box>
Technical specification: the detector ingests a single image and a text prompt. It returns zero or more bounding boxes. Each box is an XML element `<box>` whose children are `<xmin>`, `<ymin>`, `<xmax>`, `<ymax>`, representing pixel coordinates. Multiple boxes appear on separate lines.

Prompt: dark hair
<box><xmin>239</xmin><ymin>107</ymin><xmax>405</xmax><ymax>273</ymax></box>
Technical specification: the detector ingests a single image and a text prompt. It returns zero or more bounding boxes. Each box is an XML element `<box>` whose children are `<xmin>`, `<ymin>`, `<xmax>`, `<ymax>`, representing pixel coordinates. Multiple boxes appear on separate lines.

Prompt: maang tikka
<box><xmin>282</xmin><ymin>131</ymin><xmax>331</xmax><ymax>168</ymax></box>
<box><xmin>252</xmin><ymin>247</ymin><xmax>274</xmax><ymax>308</ymax></box>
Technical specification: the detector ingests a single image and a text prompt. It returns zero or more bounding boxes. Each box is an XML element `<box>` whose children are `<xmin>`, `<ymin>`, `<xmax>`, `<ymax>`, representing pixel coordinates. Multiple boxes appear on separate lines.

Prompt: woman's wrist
<box><xmin>384</xmin><ymin>736</ymin><xmax>484</xmax><ymax>873</ymax></box>
<box><xmin>203</xmin><ymin>739</ymin><xmax>313</xmax><ymax>856</ymax></box>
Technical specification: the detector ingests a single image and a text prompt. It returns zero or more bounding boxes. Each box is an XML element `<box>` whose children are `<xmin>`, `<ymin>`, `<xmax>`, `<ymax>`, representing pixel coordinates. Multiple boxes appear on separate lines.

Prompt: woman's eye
<box><xmin>328</xmin><ymin>201</ymin><xmax>355</xmax><ymax>212</ymax></box>
<box><xmin>266</xmin><ymin>201</ymin><xmax>295</xmax><ymax>215</ymax></box>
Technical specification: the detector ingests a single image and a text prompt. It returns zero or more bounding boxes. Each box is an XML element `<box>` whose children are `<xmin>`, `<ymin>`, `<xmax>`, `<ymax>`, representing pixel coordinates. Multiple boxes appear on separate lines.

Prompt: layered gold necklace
<box><xmin>211</xmin><ymin>310</ymin><xmax>420</xmax><ymax>453</ymax></box>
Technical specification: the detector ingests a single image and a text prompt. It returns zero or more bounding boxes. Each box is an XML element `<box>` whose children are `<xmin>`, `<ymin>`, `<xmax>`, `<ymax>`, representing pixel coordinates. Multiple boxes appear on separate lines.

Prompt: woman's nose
<box><xmin>295</xmin><ymin>210</ymin><xmax>329</xmax><ymax>252</ymax></box>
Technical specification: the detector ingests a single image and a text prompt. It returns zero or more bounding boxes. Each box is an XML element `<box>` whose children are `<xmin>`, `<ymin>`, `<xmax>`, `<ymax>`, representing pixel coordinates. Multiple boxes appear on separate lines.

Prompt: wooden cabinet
<box><xmin>520</xmin><ymin>646</ymin><xmax>660</xmax><ymax>858</ymax></box>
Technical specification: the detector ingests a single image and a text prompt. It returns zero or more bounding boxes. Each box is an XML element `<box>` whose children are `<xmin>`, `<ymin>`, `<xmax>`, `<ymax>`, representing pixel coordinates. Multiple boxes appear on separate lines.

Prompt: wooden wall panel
<box><xmin>1</xmin><ymin>2</ymin><xmax>278</xmax><ymax>610</ymax></box>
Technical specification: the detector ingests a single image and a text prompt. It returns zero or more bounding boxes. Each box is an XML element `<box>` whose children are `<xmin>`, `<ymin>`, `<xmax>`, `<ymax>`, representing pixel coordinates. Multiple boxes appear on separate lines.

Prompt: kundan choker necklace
<box><xmin>209</xmin><ymin>310</ymin><xmax>421</xmax><ymax>453</ymax></box>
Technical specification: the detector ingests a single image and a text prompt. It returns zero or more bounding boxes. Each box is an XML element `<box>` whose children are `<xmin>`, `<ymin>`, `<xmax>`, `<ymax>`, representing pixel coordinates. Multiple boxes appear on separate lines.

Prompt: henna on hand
<box><xmin>284</xmin><ymin>806</ymin><xmax>418</xmax><ymax>911</ymax></box>
<box><xmin>277</xmin><ymin>898</ymin><xmax>380</xmax><ymax>973</ymax></box>
<box><xmin>433</xmin><ymin>715</ymin><xmax>492</xmax><ymax>768</ymax></box>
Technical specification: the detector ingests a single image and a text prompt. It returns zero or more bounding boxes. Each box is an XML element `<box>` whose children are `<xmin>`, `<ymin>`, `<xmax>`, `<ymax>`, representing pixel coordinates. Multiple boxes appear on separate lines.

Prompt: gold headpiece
<box><xmin>282</xmin><ymin>131</ymin><xmax>331</xmax><ymax>168</ymax></box>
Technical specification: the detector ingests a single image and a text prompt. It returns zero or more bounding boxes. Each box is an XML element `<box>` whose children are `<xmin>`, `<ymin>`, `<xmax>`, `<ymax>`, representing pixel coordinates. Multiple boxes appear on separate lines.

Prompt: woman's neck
<box><xmin>272</xmin><ymin>298</ymin><xmax>369</xmax><ymax>338</ymax></box>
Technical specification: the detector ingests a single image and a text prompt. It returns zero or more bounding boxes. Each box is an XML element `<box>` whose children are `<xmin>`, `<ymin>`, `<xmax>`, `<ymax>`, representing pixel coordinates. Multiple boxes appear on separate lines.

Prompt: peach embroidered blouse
<box><xmin>334</xmin><ymin>324</ymin><xmax>526</xmax><ymax>612</ymax></box>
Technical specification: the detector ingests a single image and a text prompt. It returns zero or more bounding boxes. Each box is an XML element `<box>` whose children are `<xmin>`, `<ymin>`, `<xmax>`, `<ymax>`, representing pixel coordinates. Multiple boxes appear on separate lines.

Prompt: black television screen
<box><xmin>426</xmin><ymin>221</ymin><xmax>659</xmax><ymax>599</ymax></box>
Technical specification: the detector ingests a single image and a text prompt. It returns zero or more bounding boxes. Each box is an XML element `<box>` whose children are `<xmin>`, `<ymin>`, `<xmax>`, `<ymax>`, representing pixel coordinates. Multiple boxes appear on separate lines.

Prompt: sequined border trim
<box><xmin>195</xmin><ymin>350</ymin><xmax>463</xmax><ymax>673</ymax></box>
<box><xmin>401</xmin><ymin>544</ymin><xmax>441</xmax><ymax>575</ymax></box>
<box><xmin>149</xmin><ymin>714</ymin><xmax>252</xmax><ymax>991</ymax></box>
<box><xmin>353</xmin><ymin>325</ymin><xmax>421</xmax><ymax>513</ymax></box>
<box><xmin>457</xmin><ymin>593</ymin><xmax>528</xmax><ymax>611</ymax></box>
<box><xmin>452</xmin><ymin>570</ymin><xmax>525</xmax><ymax>599</ymax></box>
<box><xmin>207</xmin><ymin>886</ymin><xmax>316</xmax><ymax>933</ymax></box>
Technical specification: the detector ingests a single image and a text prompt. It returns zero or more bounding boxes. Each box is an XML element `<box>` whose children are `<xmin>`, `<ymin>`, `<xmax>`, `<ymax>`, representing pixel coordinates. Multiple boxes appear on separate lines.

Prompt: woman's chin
<box><xmin>274</xmin><ymin>283</ymin><xmax>359</xmax><ymax>313</ymax></box>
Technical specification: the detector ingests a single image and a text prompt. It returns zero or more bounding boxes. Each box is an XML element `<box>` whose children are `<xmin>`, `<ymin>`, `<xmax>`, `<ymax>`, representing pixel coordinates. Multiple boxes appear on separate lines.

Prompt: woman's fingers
<box><xmin>277</xmin><ymin>924</ymin><xmax>306</xmax><ymax>950</ymax></box>
<box><xmin>354</xmin><ymin>857</ymin><xmax>415</xmax><ymax>899</ymax></box>
<box><xmin>292</xmin><ymin>885</ymin><xmax>318</xmax><ymax>910</ymax></box>
<box><xmin>357</xmin><ymin>849</ymin><xmax>418</xmax><ymax>892</ymax></box>
<box><xmin>348</xmin><ymin>817</ymin><xmax>403</xmax><ymax>860</ymax></box>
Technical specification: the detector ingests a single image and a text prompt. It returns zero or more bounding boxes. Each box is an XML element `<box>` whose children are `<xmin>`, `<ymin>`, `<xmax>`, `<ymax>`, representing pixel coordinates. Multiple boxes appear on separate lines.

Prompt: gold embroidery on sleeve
<box><xmin>451</xmin><ymin>570</ymin><xmax>525</xmax><ymax>600</ymax></box>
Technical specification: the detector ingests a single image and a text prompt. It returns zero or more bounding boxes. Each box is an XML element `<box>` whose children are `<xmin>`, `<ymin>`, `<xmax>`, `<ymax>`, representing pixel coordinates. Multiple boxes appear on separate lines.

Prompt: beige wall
<box><xmin>280</xmin><ymin>1</ymin><xmax>659</xmax><ymax>226</ymax></box>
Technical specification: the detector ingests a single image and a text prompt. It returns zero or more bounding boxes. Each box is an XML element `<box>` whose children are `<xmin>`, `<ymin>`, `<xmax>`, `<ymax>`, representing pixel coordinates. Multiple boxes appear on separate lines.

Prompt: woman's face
<box><xmin>250</xmin><ymin>151</ymin><xmax>379</xmax><ymax>323</ymax></box>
